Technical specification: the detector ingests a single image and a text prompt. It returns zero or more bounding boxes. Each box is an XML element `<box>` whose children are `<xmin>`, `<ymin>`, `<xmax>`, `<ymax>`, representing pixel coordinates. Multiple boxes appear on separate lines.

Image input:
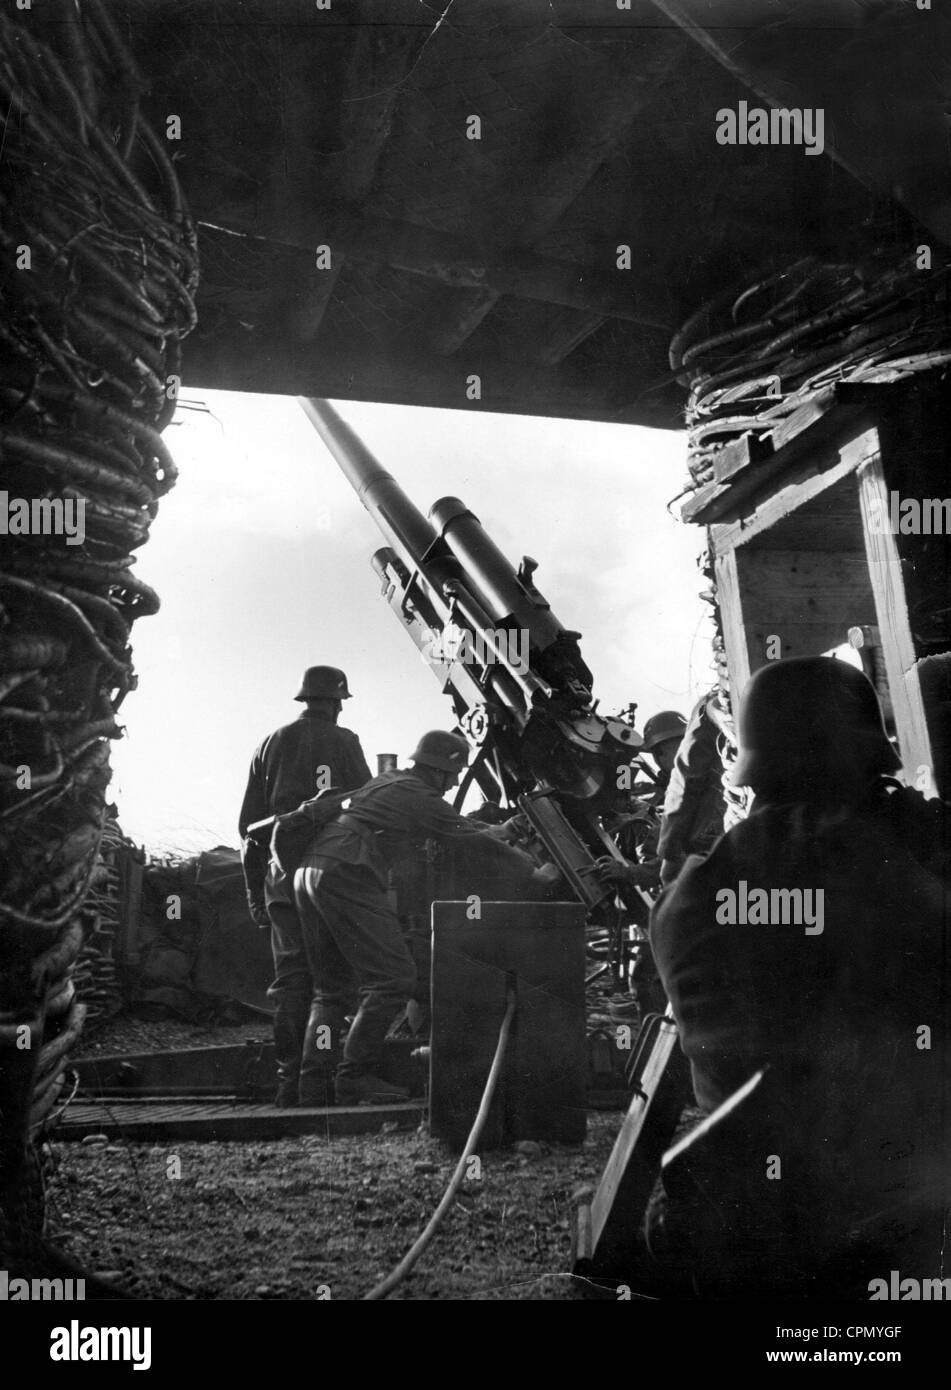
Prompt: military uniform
<box><xmin>611</xmin><ymin>710</ymin><xmax>688</xmax><ymax>898</ymax></box>
<box><xmin>647</xmin><ymin>660</ymin><xmax>950</xmax><ymax>1296</ymax></box>
<box><xmin>651</xmin><ymin>787</ymin><xmax>949</xmax><ymax>1293</ymax></box>
<box><xmin>657</xmin><ymin>691</ymin><xmax>728</xmax><ymax>877</ymax></box>
<box><xmin>615</xmin><ymin>775</ymin><xmax>668</xmax><ymax>891</ymax></box>
<box><xmin>239</xmin><ymin>698</ymin><xmax>371</xmax><ymax>1105</ymax></box>
<box><xmin>295</xmin><ymin>768</ymin><xmax>537</xmax><ymax>1094</ymax></box>
<box><xmin>239</xmin><ymin>709</ymin><xmax>371</xmax><ymax>852</ymax></box>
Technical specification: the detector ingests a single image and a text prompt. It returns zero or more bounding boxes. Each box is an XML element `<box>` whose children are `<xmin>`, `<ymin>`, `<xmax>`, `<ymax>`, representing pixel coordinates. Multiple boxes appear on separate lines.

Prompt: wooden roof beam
<box><xmin>430</xmin><ymin>21</ymin><xmax>683</xmax><ymax>355</ymax></box>
<box><xmin>279</xmin><ymin>26</ymin><xmax>428</xmax><ymax>343</ymax></box>
<box><xmin>650</xmin><ymin>0</ymin><xmax>951</xmax><ymax>247</ymax></box>
<box><xmin>181</xmin><ymin>331</ymin><xmax>678</xmax><ymax>428</ymax></box>
<box><xmin>195</xmin><ymin>211</ymin><xmax>675</xmax><ymax>329</ymax></box>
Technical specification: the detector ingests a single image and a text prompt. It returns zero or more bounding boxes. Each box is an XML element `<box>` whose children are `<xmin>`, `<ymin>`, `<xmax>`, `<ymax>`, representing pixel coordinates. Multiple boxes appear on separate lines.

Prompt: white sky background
<box><xmin>108</xmin><ymin>392</ymin><xmax>714</xmax><ymax>854</ymax></box>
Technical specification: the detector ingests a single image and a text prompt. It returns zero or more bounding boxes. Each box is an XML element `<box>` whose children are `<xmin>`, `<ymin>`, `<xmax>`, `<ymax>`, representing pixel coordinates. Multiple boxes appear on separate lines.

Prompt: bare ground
<box><xmin>43</xmin><ymin>1119</ymin><xmax>619</xmax><ymax>1301</ymax></box>
<box><xmin>43</xmin><ymin>1012</ymin><xmax>624</xmax><ymax>1301</ymax></box>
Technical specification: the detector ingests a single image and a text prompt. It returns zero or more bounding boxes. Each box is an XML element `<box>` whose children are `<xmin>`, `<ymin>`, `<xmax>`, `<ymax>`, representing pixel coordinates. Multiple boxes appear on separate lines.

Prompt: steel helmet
<box><xmin>641</xmin><ymin>710</ymin><xmax>687</xmax><ymax>752</ymax></box>
<box><xmin>295</xmin><ymin>666</ymin><xmax>352</xmax><ymax>701</ymax></box>
<box><xmin>410</xmin><ymin>730</ymin><xmax>471</xmax><ymax>774</ymax></box>
<box><xmin>730</xmin><ymin>656</ymin><xmax>900</xmax><ymax>794</ymax></box>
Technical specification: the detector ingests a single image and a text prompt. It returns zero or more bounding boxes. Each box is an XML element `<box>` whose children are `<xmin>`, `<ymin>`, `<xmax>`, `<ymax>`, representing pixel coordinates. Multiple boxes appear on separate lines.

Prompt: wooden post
<box><xmin>857</xmin><ymin>457</ymin><xmax>934</xmax><ymax>787</ymax></box>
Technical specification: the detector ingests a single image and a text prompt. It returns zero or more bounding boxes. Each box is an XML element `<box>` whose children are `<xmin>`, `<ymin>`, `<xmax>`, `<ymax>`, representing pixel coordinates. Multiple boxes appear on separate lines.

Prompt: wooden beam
<box><xmin>737</xmin><ymin>550</ymin><xmax>873</xmax><ymax>628</ymax></box>
<box><xmin>650</xmin><ymin>0</ymin><xmax>950</xmax><ymax>247</ymax></box>
<box><xmin>54</xmin><ymin>1098</ymin><xmax>425</xmax><ymax>1142</ymax></box>
<box><xmin>181</xmin><ymin>331</ymin><xmax>679</xmax><ymax>428</ymax></box>
<box><xmin>649</xmin><ymin>0</ymin><xmax>951</xmax><ymax>247</ymax></box>
<box><xmin>273</xmin><ymin>25</ymin><xmax>427</xmax><ymax>343</ymax></box>
<box><xmin>681</xmin><ymin>389</ymin><xmax>876</xmax><ymax>526</ymax></box>
<box><xmin>195</xmin><ymin>213</ymin><xmax>674</xmax><ymax>329</ymax></box>
<box><xmin>705</xmin><ymin>429</ymin><xmax>878</xmax><ymax>552</ymax></box>
<box><xmin>713</xmin><ymin>548</ymin><xmax>752</xmax><ymax>703</ymax></box>
<box><xmin>447</xmin><ymin>303</ymin><xmax>607</xmax><ymax>367</ymax></box>
<box><xmin>337</xmin><ymin>27</ymin><xmax>423</xmax><ymax>204</ymax></box>
<box><xmin>711</xmin><ymin>430</ymin><xmax>934</xmax><ymax>783</ymax></box>
<box><xmin>429</xmin><ymin>21</ymin><xmax>681</xmax><ymax>356</ymax></box>
<box><xmin>717</xmin><ymin>548</ymin><xmax>874</xmax><ymax>694</ymax></box>
<box><xmin>532</xmin><ymin>311</ymin><xmax>607</xmax><ymax>367</ymax></box>
<box><xmin>573</xmin><ymin>1014</ymin><xmax>690</xmax><ymax>1282</ymax></box>
<box><xmin>433</xmin><ymin>290</ymin><xmax>504</xmax><ymax>357</ymax></box>
<box><xmin>431</xmin><ymin>289</ymin><xmax>499</xmax><ymax>357</ymax></box>
<box><xmin>856</xmin><ymin>457</ymin><xmax>934</xmax><ymax>786</ymax></box>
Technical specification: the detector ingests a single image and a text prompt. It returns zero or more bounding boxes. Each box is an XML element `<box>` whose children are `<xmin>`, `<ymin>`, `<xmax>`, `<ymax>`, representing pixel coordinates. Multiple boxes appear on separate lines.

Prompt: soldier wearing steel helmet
<box><xmin>657</xmin><ymin>690</ymin><xmax>729</xmax><ymax>886</ymax></box>
<box><xmin>294</xmin><ymin>729</ymin><xmax>556</xmax><ymax>1106</ymax></box>
<box><xmin>239</xmin><ymin>666</ymin><xmax>371</xmax><ymax>1107</ymax></box>
<box><xmin>641</xmin><ymin>710</ymin><xmax>690</xmax><ymax>779</ymax></box>
<box><xmin>239</xmin><ymin>667</ymin><xmax>370</xmax><ymax>845</ymax></box>
<box><xmin>593</xmin><ymin>710</ymin><xmax>687</xmax><ymax>898</ymax></box>
<box><xmin>589</xmin><ymin>710</ymin><xmax>689</xmax><ymax>1017</ymax></box>
<box><xmin>646</xmin><ymin>657</ymin><xmax>950</xmax><ymax>1296</ymax></box>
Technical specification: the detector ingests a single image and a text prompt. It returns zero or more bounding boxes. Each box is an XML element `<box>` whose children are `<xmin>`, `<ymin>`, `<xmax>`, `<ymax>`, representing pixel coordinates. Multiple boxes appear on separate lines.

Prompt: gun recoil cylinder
<box><xmin>429</xmin><ymin>496</ymin><xmax>563</xmax><ymax>651</ymax></box>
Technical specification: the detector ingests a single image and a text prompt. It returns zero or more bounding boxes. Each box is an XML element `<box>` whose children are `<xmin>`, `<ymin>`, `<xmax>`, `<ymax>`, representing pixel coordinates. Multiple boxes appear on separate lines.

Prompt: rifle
<box><xmin>246</xmin><ymin>788</ymin><xmax>358</xmax><ymax>877</ymax></box>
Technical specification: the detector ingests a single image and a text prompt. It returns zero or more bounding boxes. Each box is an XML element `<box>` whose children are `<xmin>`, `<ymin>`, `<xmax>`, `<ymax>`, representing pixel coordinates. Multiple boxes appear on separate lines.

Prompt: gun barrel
<box><xmin>299</xmin><ymin>398</ymin><xmax>438</xmax><ymax>570</ymax></box>
<box><xmin>430</xmin><ymin>495</ymin><xmax>562</xmax><ymax>648</ymax></box>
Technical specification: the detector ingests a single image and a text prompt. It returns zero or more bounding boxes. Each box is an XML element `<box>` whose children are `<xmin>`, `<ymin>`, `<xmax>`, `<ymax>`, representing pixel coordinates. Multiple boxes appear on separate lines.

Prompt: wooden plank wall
<box><xmin>708</xmin><ymin>407</ymin><xmax>939</xmax><ymax>790</ymax></box>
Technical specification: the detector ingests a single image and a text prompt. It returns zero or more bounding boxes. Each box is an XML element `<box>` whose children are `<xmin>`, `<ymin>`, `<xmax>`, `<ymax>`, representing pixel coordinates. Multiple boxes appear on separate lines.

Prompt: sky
<box><xmin>108</xmin><ymin>392</ymin><xmax>714</xmax><ymax>854</ymax></box>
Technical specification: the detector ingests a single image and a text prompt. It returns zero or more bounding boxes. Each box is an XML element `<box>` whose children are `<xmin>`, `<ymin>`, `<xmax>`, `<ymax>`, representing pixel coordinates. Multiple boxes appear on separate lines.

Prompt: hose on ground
<box><xmin>363</xmin><ymin>986</ymin><xmax>516</xmax><ymax>1301</ymax></box>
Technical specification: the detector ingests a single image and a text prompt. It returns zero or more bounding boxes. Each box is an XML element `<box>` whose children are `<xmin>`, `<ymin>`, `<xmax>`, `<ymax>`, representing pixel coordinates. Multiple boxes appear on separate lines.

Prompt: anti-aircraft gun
<box><xmin>303</xmin><ymin>400</ymin><xmax>684</xmax><ymax>1236</ymax></box>
<box><xmin>299</xmin><ymin>398</ymin><xmax>649</xmax><ymax>931</ymax></box>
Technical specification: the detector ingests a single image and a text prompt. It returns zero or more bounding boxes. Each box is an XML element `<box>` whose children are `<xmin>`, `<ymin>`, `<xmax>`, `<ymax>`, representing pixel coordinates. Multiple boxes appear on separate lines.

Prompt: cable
<box><xmin>362</xmin><ymin>985</ymin><xmax>517</xmax><ymax>1301</ymax></box>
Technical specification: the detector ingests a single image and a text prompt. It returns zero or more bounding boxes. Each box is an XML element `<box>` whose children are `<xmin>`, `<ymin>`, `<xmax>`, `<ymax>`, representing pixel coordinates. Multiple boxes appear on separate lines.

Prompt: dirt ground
<box><xmin>43</xmin><ymin>1013</ymin><xmax>624</xmax><ymax>1301</ymax></box>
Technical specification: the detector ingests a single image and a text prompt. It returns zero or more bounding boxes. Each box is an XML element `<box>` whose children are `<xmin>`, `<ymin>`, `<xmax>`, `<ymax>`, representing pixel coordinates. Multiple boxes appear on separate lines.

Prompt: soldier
<box><xmin>641</xmin><ymin>709</ymin><xmax>689</xmax><ymax>780</ymax></box>
<box><xmin>591</xmin><ymin>710</ymin><xmax>687</xmax><ymax>1015</ymax></box>
<box><xmin>648</xmin><ymin>657</ymin><xmax>950</xmax><ymax>1296</ymax></box>
<box><xmin>293</xmin><ymin>729</ymin><xmax>557</xmax><ymax>1106</ymax></box>
<box><xmin>657</xmin><ymin>690</ymin><xmax>729</xmax><ymax>885</ymax></box>
<box><xmin>239</xmin><ymin>666</ymin><xmax>371</xmax><ymax>1107</ymax></box>
<box><xmin>607</xmin><ymin>709</ymin><xmax>688</xmax><ymax>893</ymax></box>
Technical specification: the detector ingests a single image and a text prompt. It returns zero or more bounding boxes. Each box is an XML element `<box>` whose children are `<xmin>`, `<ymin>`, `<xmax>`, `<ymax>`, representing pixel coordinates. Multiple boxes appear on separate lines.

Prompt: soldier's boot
<box><xmin>298</xmin><ymin>1003</ymin><xmax>343</xmax><ymax>1107</ymax></box>
<box><xmin>335</xmin><ymin>982</ymin><xmax>414</xmax><ymax>1105</ymax></box>
<box><xmin>272</xmin><ymin>999</ymin><xmax>308</xmax><ymax>1108</ymax></box>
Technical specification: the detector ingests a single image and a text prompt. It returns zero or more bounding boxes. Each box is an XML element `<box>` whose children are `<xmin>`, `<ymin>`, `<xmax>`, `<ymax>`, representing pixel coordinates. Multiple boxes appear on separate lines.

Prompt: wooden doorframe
<box><xmin>711</xmin><ymin>429</ymin><xmax>934</xmax><ymax>790</ymax></box>
<box><xmin>856</xmin><ymin>455</ymin><xmax>934</xmax><ymax>789</ymax></box>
